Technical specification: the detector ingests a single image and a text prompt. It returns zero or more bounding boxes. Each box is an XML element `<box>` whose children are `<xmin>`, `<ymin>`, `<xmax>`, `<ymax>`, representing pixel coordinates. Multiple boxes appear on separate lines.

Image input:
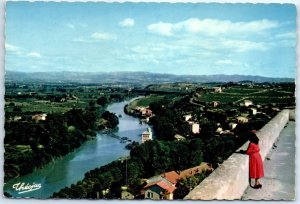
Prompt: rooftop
<box><xmin>143</xmin><ymin>179</ymin><xmax>176</xmax><ymax>194</ymax></box>
<box><xmin>161</xmin><ymin>171</ymin><xmax>180</xmax><ymax>184</ymax></box>
<box><xmin>184</xmin><ymin>109</ymin><xmax>295</xmax><ymax>200</ymax></box>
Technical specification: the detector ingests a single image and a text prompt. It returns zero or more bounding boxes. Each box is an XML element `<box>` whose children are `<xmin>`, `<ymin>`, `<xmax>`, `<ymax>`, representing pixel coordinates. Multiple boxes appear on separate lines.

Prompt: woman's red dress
<box><xmin>246</xmin><ymin>142</ymin><xmax>264</xmax><ymax>179</ymax></box>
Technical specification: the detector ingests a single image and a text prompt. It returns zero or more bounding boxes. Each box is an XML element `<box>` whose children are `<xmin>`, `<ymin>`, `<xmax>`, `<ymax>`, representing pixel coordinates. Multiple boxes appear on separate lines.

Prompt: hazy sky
<box><xmin>5</xmin><ymin>2</ymin><xmax>296</xmax><ymax>78</ymax></box>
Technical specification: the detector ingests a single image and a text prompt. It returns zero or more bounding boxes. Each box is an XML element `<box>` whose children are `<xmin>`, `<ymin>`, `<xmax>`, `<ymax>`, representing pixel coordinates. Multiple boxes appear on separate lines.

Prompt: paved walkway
<box><xmin>242</xmin><ymin>121</ymin><xmax>295</xmax><ymax>200</ymax></box>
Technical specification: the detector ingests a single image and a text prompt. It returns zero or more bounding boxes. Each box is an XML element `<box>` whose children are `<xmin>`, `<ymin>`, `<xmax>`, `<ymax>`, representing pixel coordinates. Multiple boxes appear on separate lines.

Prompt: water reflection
<box><xmin>4</xmin><ymin>99</ymin><xmax>150</xmax><ymax>198</ymax></box>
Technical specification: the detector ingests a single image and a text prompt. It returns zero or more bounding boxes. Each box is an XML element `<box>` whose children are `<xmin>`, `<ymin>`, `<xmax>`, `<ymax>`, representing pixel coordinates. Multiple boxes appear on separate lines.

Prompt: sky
<box><xmin>5</xmin><ymin>2</ymin><xmax>297</xmax><ymax>78</ymax></box>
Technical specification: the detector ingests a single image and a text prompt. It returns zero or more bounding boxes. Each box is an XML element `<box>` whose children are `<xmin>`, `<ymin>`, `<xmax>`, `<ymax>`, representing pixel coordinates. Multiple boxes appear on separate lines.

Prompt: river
<box><xmin>4</xmin><ymin>99</ymin><xmax>150</xmax><ymax>198</ymax></box>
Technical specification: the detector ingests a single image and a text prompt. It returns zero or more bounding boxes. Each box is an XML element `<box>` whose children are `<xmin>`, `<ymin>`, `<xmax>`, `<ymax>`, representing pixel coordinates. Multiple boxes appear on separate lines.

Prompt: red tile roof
<box><xmin>143</xmin><ymin>180</ymin><xmax>176</xmax><ymax>194</ymax></box>
<box><xmin>161</xmin><ymin>171</ymin><xmax>180</xmax><ymax>184</ymax></box>
<box><xmin>156</xmin><ymin>181</ymin><xmax>176</xmax><ymax>193</ymax></box>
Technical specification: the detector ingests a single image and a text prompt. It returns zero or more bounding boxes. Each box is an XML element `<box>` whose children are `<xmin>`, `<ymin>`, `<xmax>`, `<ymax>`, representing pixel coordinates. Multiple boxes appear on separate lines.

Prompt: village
<box><xmin>115</xmin><ymin>82</ymin><xmax>295</xmax><ymax>200</ymax></box>
<box><xmin>4</xmin><ymin>81</ymin><xmax>295</xmax><ymax>200</ymax></box>
<box><xmin>128</xmin><ymin>83</ymin><xmax>292</xmax><ymax>144</ymax></box>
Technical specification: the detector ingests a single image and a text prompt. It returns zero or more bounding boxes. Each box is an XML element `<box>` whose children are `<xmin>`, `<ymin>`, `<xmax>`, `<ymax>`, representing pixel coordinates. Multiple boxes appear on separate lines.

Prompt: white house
<box><xmin>13</xmin><ymin>116</ymin><xmax>22</xmax><ymax>121</ymax></box>
<box><xmin>237</xmin><ymin>116</ymin><xmax>249</xmax><ymax>123</ymax></box>
<box><xmin>32</xmin><ymin>113</ymin><xmax>47</xmax><ymax>121</ymax></box>
<box><xmin>244</xmin><ymin>100</ymin><xmax>253</xmax><ymax>107</ymax></box>
<box><xmin>250</xmin><ymin>108</ymin><xmax>257</xmax><ymax>115</ymax></box>
<box><xmin>212</xmin><ymin>101</ymin><xmax>219</xmax><ymax>107</ymax></box>
<box><xmin>189</xmin><ymin>122</ymin><xmax>200</xmax><ymax>134</ymax></box>
<box><xmin>213</xmin><ymin>87</ymin><xmax>222</xmax><ymax>93</ymax></box>
<box><xmin>183</xmin><ymin>114</ymin><xmax>192</xmax><ymax>121</ymax></box>
<box><xmin>216</xmin><ymin>127</ymin><xmax>223</xmax><ymax>133</ymax></box>
<box><xmin>142</xmin><ymin>128</ymin><xmax>153</xmax><ymax>143</ymax></box>
<box><xmin>229</xmin><ymin>123</ymin><xmax>237</xmax><ymax>130</ymax></box>
<box><xmin>174</xmin><ymin>134</ymin><xmax>186</xmax><ymax>141</ymax></box>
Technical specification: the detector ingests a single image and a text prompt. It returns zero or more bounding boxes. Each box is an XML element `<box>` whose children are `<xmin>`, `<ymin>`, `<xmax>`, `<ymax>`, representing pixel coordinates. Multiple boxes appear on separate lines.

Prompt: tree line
<box><xmin>5</xmin><ymin>107</ymin><xmax>119</xmax><ymax>181</ymax></box>
<box><xmin>51</xmin><ymin>133</ymin><xmax>238</xmax><ymax>199</ymax></box>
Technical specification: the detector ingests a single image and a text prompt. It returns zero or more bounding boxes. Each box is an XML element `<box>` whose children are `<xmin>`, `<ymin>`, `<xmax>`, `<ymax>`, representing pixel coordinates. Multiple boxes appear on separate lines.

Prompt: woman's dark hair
<box><xmin>249</xmin><ymin>132</ymin><xmax>259</xmax><ymax>144</ymax></box>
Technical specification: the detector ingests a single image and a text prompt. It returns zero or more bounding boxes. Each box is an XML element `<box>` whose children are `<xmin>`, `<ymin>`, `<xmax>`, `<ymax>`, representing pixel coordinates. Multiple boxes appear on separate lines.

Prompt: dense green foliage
<box><xmin>173</xmin><ymin>171</ymin><xmax>210</xmax><ymax>199</ymax></box>
<box><xmin>4</xmin><ymin>109</ymin><xmax>97</xmax><ymax>181</ymax></box>
<box><xmin>52</xmin><ymin>133</ymin><xmax>241</xmax><ymax>199</ymax></box>
<box><xmin>97</xmin><ymin>96</ymin><xmax>108</xmax><ymax>107</ymax></box>
<box><xmin>198</xmin><ymin>84</ymin><xmax>295</xmax><ymax>104</ymax></box>
<box><xmin>131</xmin><ymin>95</ymin><xmax>165</xmax><ymax>107</ymax></box>
<box><xmin>4</xmin><ymin>82</ymin><xmax>129</xmax><ymax>181</ymax></box>
<box><xmin>101</xmin><ymin>111</ymin><xmax>119</xmax><ymax>128</ymax></box>
<box><xmin>52</xmin><ymin>139</ymin><xmax>204</xmax><ymax>199</ymax></box>
<box><xmin>5</xmin><ymin>81</ymin><xmax>295</xmax><ymax>199</ymax></box>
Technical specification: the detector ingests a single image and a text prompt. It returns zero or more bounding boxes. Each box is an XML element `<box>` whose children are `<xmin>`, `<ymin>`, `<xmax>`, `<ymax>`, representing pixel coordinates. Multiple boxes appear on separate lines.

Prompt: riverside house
<box><xmin>142</xmin><ymin>163</ymin><xmax>213</xmax><ymax>200</ymax></box>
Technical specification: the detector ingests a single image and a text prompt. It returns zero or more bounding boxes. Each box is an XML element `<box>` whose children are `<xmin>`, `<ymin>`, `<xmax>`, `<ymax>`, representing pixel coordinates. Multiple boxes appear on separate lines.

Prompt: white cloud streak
<box><xmin>91</xmin><ymin>32</ymin><xmax>117</xmax><ymax>40</ymax></box>
<box><xmin>119</xmin><ymin>18</ymin><xmax>135</xmax><ymax>27</ymax></box>
<box><xmin>215</xmin><ymin>59</ymin><xmax>235</xmax><ymax>65</ymax></box>
<box><xmin>147</xmin><ymin>22</ymin><xmax>174</xmax><ymax>36</ymax></box>
<box><xmin>275</xmin><ymin>32</ymin><xmax>295</xmax><ymax>39</ymax></box>
<box><xmin>147</xmin><ymin>18</ymin><xmax>278</xmax><ymax>36</ymax></box>
<box><xmin>27</xmin><ymin>52</ymin><xmax>42</xmax><ymax>58</ymax></box>
<box><xmin>220</xmin><ymin>39</ymin><xmax>268</xmax><ymax>52</ymax></box>
<box><xmin>5</xmin><ymin>43</ymin><xmax>21</xmax><ymax>53</ymax></box>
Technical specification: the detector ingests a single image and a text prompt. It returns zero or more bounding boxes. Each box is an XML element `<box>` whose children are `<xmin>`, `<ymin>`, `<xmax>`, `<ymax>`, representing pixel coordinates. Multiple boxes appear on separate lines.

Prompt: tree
<box><xmin>174</xmin><ymin>172</ymin><xmax>208</xmax><ymax>199</ymax></box>
<box><xmin>149</xmin><ymin>102</ymin><xmax>164</xmax><ymax>115</ymax></box>
<box><xmin>101</xmin><ymin>111</ymin><xmax>119</xmax><ymax>128</ymax></box>
<box><xmin>13</xmin><ymin>107</ymin><xmax>22</xmax><ymax>112</ymax></box>
<box><xmin>200</xmin><ymin>120</ymin><xmax>217</xmax><ymax>139</ymax></box>
<box><xmin>97</xmin><ymin>96</ymin><xmax>108</xmax><ymax>107</ymax></box>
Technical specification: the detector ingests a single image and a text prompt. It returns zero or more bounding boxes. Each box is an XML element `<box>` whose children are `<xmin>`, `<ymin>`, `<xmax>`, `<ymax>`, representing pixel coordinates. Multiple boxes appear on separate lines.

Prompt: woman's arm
<box><xmin>246</xmin><ymin>143</ymin><xmax>259</xmax><ymax>155</ymax></box>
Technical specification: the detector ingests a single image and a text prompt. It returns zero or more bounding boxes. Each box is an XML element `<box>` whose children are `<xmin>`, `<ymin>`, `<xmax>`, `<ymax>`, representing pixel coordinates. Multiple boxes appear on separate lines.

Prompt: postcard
<box><xmin>3</xmin><ymin>1</ymin><xmax>296</xmax><ymax>201</ymax></box>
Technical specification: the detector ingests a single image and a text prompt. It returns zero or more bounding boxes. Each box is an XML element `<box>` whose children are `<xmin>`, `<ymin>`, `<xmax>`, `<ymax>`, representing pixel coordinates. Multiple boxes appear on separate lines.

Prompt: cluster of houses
<box><xmin>212</xmin><ymin>87</ymin><xmax>223</xmax><ymax>93</ymax></box>
<box><xmin>58</xmin><ymin>94</ymin><xmax>79</xmax><ymax>102</ymax></box>
<box><xmin>141</xmin><ymin>162</ymin><xmax>213</xmax><ymax>200</ymax></box>
<box><xmin>181</xmin><ymin>99</ymin><xmax>281</xmax><ymax>138</ymax></box>
<box><xmin>183</xmin><ymin>114</ymin><xmax>200</xmax><ymax>134</ymax></box>
<box><xmin>121</xmin><ymin>162</ymin><xmax>213</xmax><ymax>200</ymax></box>
<box><xmin>128</xmin><ymin>106</ymin><xmax>154</xmax><ymax>123</ymax></box>
<box><xmin>32</xmin><ymin>113</ymin><xmax>47</xmax><ymax>122</ymax></box>
<box><xmin>8</xmin><ymin>113</ymin><xmax>47</xmax><ymax>123</ymax></box>
<box><xmin>137</xmin><ymin>96</ymin><xmax>284</xmax><ymax>142</ymax></box>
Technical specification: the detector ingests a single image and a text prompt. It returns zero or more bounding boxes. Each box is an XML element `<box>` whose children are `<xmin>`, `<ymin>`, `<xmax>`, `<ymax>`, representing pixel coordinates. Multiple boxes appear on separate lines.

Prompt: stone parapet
<box><xmin>289</xmin><ymin>109</ymin><xmax>295</xmax><ymax>121</ymax></box>
<box><xmin>184</xmin><ymin>109</ymin><xmax>291</xmax><ymax>200</ymax></box>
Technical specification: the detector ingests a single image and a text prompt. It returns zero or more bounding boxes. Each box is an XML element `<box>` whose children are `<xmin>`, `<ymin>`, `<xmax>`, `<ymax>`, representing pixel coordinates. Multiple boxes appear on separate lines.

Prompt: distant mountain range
<box><xmin>5</xmin><ymin>71</ymin><xmax>294</xmax><ymax>84</ymax></box>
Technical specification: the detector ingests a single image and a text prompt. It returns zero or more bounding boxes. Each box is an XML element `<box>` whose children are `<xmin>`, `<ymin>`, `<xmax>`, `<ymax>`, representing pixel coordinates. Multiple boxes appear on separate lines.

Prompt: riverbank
<box><xmin>4</xmin><ymin>95</ymin><xmax>126</xmax><ymax>182</ymax></box>
<box><xmin>4</xmin><ymin>99</ymin><xmax>150</xmax><ymax>198</ymax></box>
<box><xmin>4</xmin><ymin>109</ymin><xmax>98</xmax><ymax>182</ymax></box>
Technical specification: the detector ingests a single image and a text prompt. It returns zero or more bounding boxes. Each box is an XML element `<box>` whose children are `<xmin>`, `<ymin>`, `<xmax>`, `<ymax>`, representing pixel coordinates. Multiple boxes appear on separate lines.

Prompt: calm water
<box><xmin>4</xmin><ymin>99</ymin><xmax>149</xmax><ymax>198</ymax></box>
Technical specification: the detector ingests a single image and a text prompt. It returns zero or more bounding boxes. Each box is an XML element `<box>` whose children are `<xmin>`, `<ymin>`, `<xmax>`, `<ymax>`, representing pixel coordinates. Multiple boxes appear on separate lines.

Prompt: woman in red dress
<box><xmin>246</xmin><ymin>132</ymin><xmax>264</xmax><ymax>189</ymax></box>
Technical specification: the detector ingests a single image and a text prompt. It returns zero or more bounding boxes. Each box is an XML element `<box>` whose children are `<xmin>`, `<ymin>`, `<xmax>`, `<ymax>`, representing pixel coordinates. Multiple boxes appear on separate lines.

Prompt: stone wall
<box><xmin>184</xmin><ymin>109</ymin><xmax>291</xmax><ymax>200</ymax></box>
<box><xmin>289</xmin><ymin>109</ymin><xmax>295</xmax><ymax>121</ymax></box>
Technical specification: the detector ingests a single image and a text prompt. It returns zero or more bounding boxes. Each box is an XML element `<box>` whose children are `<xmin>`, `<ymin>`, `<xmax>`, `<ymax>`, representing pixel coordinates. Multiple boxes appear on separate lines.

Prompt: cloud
<box><xmin>220</xmin><ymin>39</ymin><xmax>268</xmax><ymax>52</ymax></box>
<box><xmin>5</xmin><ymin>43</ymin><xmax>21</xmax><ymax>53</ymax></box>
<box><xmin>27</xmin><ymin>52</ymin><xmax>42</xmax><ymax>58</ymax></box>
<box><xmin>119</xmin><ymin>18</ymin><xmax>135</xmax><ymax>27</ymax></box>
<box><xmin>72</xmin><ymin>38</ymin><xmax>95</xmax><ymax>43</ymax></box>
<box><xmin>72</xmin><ymin>32</ymin><xmax>117</xmax><ymax>43</ymax></box>
<box><xmin>215</xmin><ymin>59</ymin><xmax>235</xmax><ymax>65</ymax></box>
<box><xmin>6</xmin><ymin>44</ymin><xmax>43</xmax><ymax>59</ymax></box>
<box><xmin>173</xmin><ymin>37</ymin><xmax>269</xmax><ymax>53</ymax></box>
<box><xmin>147</xmin><ymin>18</ymin><xmax>278</xmax><ymax>37</ymax></box>
<box><xmin>91</xmin><ymin>32</ymin><xmax>117</xmax><ymax>40</ymax></box>
<box><xmin>147</xmin><ymin>22</ymin><xmax>174</xmax><ymax>36</ymax></box>
<box><xmin>276</xmin><ymin>32</ymin><xmax>295</xmax><ymax>39</ymax></box>
<box><xmin>66</xmin><ymin>23</ymin><xmax>75</xmax><ymax>29</ymax></box>
<box><xmin>66</xmin><ymin>22</ymin><xmax>87</xmax><ymax>29</ymax></box>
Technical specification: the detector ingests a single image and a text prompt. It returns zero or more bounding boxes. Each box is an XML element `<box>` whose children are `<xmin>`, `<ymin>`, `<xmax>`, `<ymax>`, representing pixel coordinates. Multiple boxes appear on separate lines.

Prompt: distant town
<box><xmin>4</xmin><ymin>78</ymin><xmax>295</xmax><ymax>199</ymax></box>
